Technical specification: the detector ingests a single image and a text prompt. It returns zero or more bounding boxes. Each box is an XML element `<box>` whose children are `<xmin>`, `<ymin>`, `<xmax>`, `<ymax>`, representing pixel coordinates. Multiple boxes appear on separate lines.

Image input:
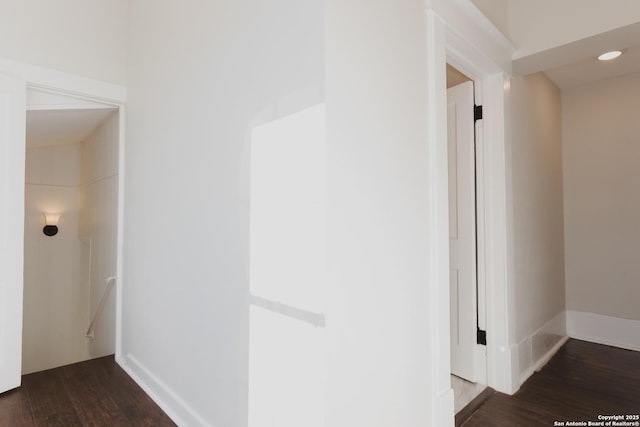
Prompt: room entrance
<box><xmin>22</xmin><ymin>88</ymin><xmax>120</xmax><ymax>374</ymax></box>
<box><xmin>446</xmin><ymin>64</ymin><xmax>487</xmax><ymax>413</ymax></box>
<box><xmin>0</xmin><ymin>68</ymin><xmax>125</xmax><ymax>394</ymax></box>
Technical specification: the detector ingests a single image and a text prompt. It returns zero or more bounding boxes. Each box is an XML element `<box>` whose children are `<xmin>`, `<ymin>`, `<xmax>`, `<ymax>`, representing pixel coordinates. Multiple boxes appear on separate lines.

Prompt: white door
<box><xmin>447</xmin><ymin>81</ymin><xmax>477</xmax><ymax>382</ymax></box>
<box><xmin>0</xmin><ymin>73</ymin><xmax>26</xmax><ymax>393</ymax></box>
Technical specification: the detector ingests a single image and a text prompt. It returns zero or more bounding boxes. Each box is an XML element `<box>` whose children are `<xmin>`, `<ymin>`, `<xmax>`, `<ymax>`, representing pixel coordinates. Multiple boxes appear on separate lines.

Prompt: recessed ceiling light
<box><xmin>598</xmin><ymin>50</ymin><xmax>622</xmax><ymax>61</ymax></box>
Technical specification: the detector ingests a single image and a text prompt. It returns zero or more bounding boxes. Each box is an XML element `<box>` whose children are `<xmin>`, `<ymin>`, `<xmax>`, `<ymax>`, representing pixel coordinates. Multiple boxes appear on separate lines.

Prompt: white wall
<box><xmin>22</xmin><ymin>143</ymin><xmax>88</xmax><ymax>374</ymax></box>
<box><xmin>325</xmin><ymin>0</ymin><xmax>433</xmax><ymax>425</ymax></box>
<box><xmin>470</xmin><ymin>0</ymin><xmax>509</xmax><ymax>38</ymax></box>
<box><xmin>124</xmin><ymin>0</ymin><xmax>439</xmax><ymax>425</ymax></box>
<box><xmin>80</xmin><ymin>112</ymin><xmax>119</xmax><ymax>358</ymax></box>
<box><xmin>0</xmin><ymin>0</ymin><xmax>129</xmax><ymax>84</ymax></box>
<box><xmin>562</xmin><ymin>72</ymin><xmax>640</xmax><ymax>322</ymax></box>
<box><xmin>510</xmin><ymin>72</ymin><xmax>566</xmax><ymax>377</ymax></box>
<box><xmin>124</xmin><ymin>1</ymin><xmax>323</xmax><ymax>426</ymax></box>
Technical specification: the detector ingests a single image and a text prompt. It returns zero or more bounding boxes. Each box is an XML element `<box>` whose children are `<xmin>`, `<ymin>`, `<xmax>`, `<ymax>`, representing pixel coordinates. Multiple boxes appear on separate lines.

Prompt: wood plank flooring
<box><xmin>0</xmin><ymin>356</ymin><xmax>176</xmax><ymax>427</ymax></box>
<box><xmin>461</xmin><ymin>339</ymin><xmax>640</xmax><ymax>426</ymax></box>
<box><xmin>3</xmin><ymin>340</ymin><xmax>638</xmax><ymax>426</ymax></box>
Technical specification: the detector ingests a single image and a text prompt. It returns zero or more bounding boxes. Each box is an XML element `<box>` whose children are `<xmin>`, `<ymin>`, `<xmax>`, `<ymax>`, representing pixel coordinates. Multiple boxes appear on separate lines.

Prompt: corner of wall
<box><xmin>487</xmin><ymin>335</ymin><xmax>520</xmax><ymax>395</ymax></box>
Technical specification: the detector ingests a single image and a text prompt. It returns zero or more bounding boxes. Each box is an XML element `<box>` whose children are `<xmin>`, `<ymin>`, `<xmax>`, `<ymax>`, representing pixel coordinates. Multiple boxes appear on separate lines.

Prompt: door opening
<box><xmin>446</xmin><ymin>64</ymin><xmax>487</xmax><ymax>413</ymax></box>
<box><xmin>22</xmin><ymin>89</ymin><xmax>120</xmax><ymax>374</ymax></box>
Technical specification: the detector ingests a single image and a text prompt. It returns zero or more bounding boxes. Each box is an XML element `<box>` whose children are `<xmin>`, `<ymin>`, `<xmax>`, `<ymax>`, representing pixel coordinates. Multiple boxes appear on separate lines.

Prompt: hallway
<box><xmin>459</xmin><ymin>340</ymin><xmax>640</xmax><ymax>426</ymax></box>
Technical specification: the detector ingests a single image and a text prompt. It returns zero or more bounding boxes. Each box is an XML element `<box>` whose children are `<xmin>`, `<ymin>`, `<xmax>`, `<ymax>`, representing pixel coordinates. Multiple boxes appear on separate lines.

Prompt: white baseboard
<box><xmin>567</xmin><ymin>311</ymin><xmax>640</xmax><ymax>352</ymax></box>
<box><xmin>435</xmin><ymin>387</ymin><xmax>455</xmax><ymax>427</ymax></box>
<box><xmin>520</xmin><ymin>335</ymin><xmax>569</xmax><ymax>385</ymax></box>
<box><xmin>517</xmin><ymin>311</ymin><xmax>568</xmax><ymax>386</ymax></box>
<box><xmin>487</xmin><ymin>341</ymin><xmax>519</xmax><ymax>395</ymax></box>
<box><xmin>116</xmin><ymin>354</ymin><xmax>213</xmax><ymax>427</ymax></box>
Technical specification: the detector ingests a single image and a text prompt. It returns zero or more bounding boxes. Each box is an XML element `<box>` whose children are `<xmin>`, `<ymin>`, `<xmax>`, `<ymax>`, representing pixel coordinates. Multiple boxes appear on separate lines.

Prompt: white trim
<box><xmin>117</xmin><ymin>354</ymin><xmax>214</xmax><ymax>427</ymax></box>
<box><xmin>516</xmin><ymin>311</ymin><xmax>568</xmax><ymax>385</ymax></box>
<box><xmin>435</xmin><ymin>388</ymin><xmax>455</xmax><ymax>427</ymax></box>
<box><xmin>27</xmin><ymin>87</ymin><xmax>118</xmax><ymax>111</ymax></box>
<box><xmin>115</xmin><ymin>106</ymin><xmax>126</xmax><ymax>360</ymax></box>
<box><xmin>431</xmin><ymin>0</ymin><xmax>515</xmax><ymax>75</ymax></box>
<box><xmin>0</xmin><ymin>73</ymin><xmax>27</xmax><ymax>393</ymax></box>
<box><xmin>425</xmin><ymin>10</ymin><xmax>454</xmax><ymax>427</ymax></box>
<box><xmin>0</xmin><ymin>57</ymin><xmax>126</xmax><ymax>104</ymax></box>
<box><xmin>426</xmin><ymin>4</ymin><xmax>517</xmax><ymax>419</ymax></box>
<box><xmin>567</xmin><ymin>311</ymin><xmax>640</xmax><ymax>352</ymax></box>
<box><xmin>3</xmin><ymin>56</ymin><xmax>128</xmax><ymax>376</ymax></box>
<box><xmin>480</xmin><ymin>73</ymin><xmax>519</xmax><ymax>395</ymax></box>
<box><xmin>23</xmin><ymin>84</ymin><xmax>127</xmax><ymax>364</ymax></box>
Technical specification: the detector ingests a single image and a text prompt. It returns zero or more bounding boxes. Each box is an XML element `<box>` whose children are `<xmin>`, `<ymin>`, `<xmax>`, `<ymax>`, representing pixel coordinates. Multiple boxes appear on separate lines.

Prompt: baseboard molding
<box><xmin>487</xmin><ymin>341</ymin><xmax>519</xmax><ymax>395</ymax></box>
<box><xmin>567</xmin><ymin>311</ymin><xmax>640</xmax><ymax>352</ymax></box>
<box><xmin>521</xmin><ymin>335</ymin><xmax>569</xmax><ymax>385</ymax></box>
<box><xmin>435</xmin><ymin>387</ymin><xmax>455</xmax><ymax>427</ymax></box>
<box><xmin>116</xmin><ymin>354</ymin><xmax>213</xmax><ymax>427</ymax></box>
<box><xmin>517</xmin><ymin>311</ymin><xmax>568</xmax><ymax>386</ymax></box>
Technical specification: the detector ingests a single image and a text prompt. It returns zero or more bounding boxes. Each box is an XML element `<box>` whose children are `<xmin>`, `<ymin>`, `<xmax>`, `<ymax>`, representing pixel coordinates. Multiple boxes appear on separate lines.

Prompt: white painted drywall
<box><xmin>0</xmin><ymin>0</ymin><xmax>129</xmax><ymax>84</ymax></box>
<box><xmin>562</xmin><ymin>71</ymin><xmax>640</xmax><ymax>322</ymax></box>
<box><xmin>325</xmin><ymin>0</ymin><xmax>432</xmax><ymax>424</ymax></box>
<box><xmin>124</xmin><ymin>1</ymin><xmax>324</xmax><ymax>425</ymax></box>
<box><xmin>124</xmin><ymin>0</ymin><xmax>438</xmax><ymax>425</ymax></box>
<box><xmin>470</xmin><ymin>0</ymin><xmax>509</xmax><ymax>38</ymax></box>
<box><xmin>22</xmin><ymin>143</ymin><xmax>88</xmax><ymax>374</ymax></box>
<box><xmin>80</xmin><ymin>112</ymin><xmax>119</xmax><ymax>358</ymax></box>
<box><xmin>510</xmin><ymin>72</ymin><xmax>566</xmax><ymax>345</ymax></box>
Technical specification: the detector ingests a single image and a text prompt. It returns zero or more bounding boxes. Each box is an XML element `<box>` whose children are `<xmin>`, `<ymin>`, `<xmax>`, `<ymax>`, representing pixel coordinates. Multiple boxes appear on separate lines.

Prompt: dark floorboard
<box><xmin>4</xmin><ymin>340</ymin><xmax>638</xmax><ymax>426</ymax></box>
<box><xmin>0</xmin><ymin>356</ymin><xmax>176</xmax><ymax>427</ymax></box>
<box><xmin>461</xmin><ymin>339</ymin><xmax>640</xmax><ymax>426</ymax></box>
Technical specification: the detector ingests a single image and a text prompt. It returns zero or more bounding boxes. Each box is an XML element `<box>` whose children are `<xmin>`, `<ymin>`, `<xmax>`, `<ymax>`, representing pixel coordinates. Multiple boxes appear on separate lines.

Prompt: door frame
<box><xmin>0</xmin><ymin>57</ymin><xmax>127</xmax><ymax>364</ymax></box>
<box><xmin>425</xmin><ymin>2</ymin><xmax>518</xmax><ymax>424</ymax></box>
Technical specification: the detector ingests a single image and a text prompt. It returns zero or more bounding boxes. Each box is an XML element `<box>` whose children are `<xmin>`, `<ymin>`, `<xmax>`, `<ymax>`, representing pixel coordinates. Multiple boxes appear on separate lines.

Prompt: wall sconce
<box><xmin>43</xmin><ymin>213</ymin><xmax>60</xmax><ymax>237</ymax></box>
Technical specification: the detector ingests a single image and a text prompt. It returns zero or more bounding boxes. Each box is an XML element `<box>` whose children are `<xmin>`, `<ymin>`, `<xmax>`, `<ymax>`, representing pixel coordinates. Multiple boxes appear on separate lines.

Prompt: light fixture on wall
<box><xmin>598</xmin><ymin>50</ymin><xmax>623</xmax><ymax>61</ymax></box>
<box><xmin>43</xmin><ymin>213</ymin><xmax>60</xmax><ymax>237</ymax></box>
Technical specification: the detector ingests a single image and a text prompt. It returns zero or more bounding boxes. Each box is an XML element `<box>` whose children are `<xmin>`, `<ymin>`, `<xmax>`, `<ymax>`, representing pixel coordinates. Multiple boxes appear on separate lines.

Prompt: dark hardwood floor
<box><xmin>0</xmin><ymin>356</ymin><xmax>176</xmax><ymax>427</ymax></box>
<box><xmin>3</xmin><ymin>340</ymin><xmax>638</xmax><ymax>426</ymax></box>
<box><xmin>460</xmin><ymin>339</ymin><xmax>640</xmax><ymax>426</ymax></box>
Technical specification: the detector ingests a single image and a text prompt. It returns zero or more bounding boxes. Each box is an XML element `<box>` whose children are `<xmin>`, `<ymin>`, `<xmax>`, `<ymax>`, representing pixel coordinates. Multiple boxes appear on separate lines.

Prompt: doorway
<box><xmin>446</xmin><ymin>64</ymin><xmax>487</xmax><ymax>413</ymax></box>
<box><xmin>22</xmin><ymin>88</ymin><xmax>120</xmax><ymax>374</ymax></box>
<box><xmin>424</xmin><ymin>6</ymin><xmax>515</xmax><ymax>424</ymax></box>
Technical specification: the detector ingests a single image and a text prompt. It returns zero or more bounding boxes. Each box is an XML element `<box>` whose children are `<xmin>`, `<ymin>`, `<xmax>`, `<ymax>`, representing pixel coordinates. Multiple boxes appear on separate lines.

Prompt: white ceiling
<box><xmin>545</xmin><ymin>45</ymin><xmax>640</xmax><ymax>89</ymax></box>
<box><xmin>26</xmin><ymin>108</ymin><xmax>117</xmax><ymax>148</ymax></box>
<box><xmin>513</xmin><ymin>22</ymin><xmax>640</xmax><ymax>89</ymax></box>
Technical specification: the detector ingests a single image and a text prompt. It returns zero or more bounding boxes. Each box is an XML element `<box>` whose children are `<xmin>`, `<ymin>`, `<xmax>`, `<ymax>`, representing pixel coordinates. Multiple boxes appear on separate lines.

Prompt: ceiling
<box><xmin>545</xmin><ymin>45</ymin><xmax>640</xmax><ymax>89</ymax></box>
<box><xmin>446</xmin><ymin>64</ymin><xmax>471</xmax><ymax>88</ymax></box>
<box><xmin>513</xmin><ymin>22</ymin><xmax>640</xmax><ymax>89</ymax></box>
<box><xmin>26</xmin><ymin>108</ymin><xmax>117</xmax><ymax>149</ymax></box>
